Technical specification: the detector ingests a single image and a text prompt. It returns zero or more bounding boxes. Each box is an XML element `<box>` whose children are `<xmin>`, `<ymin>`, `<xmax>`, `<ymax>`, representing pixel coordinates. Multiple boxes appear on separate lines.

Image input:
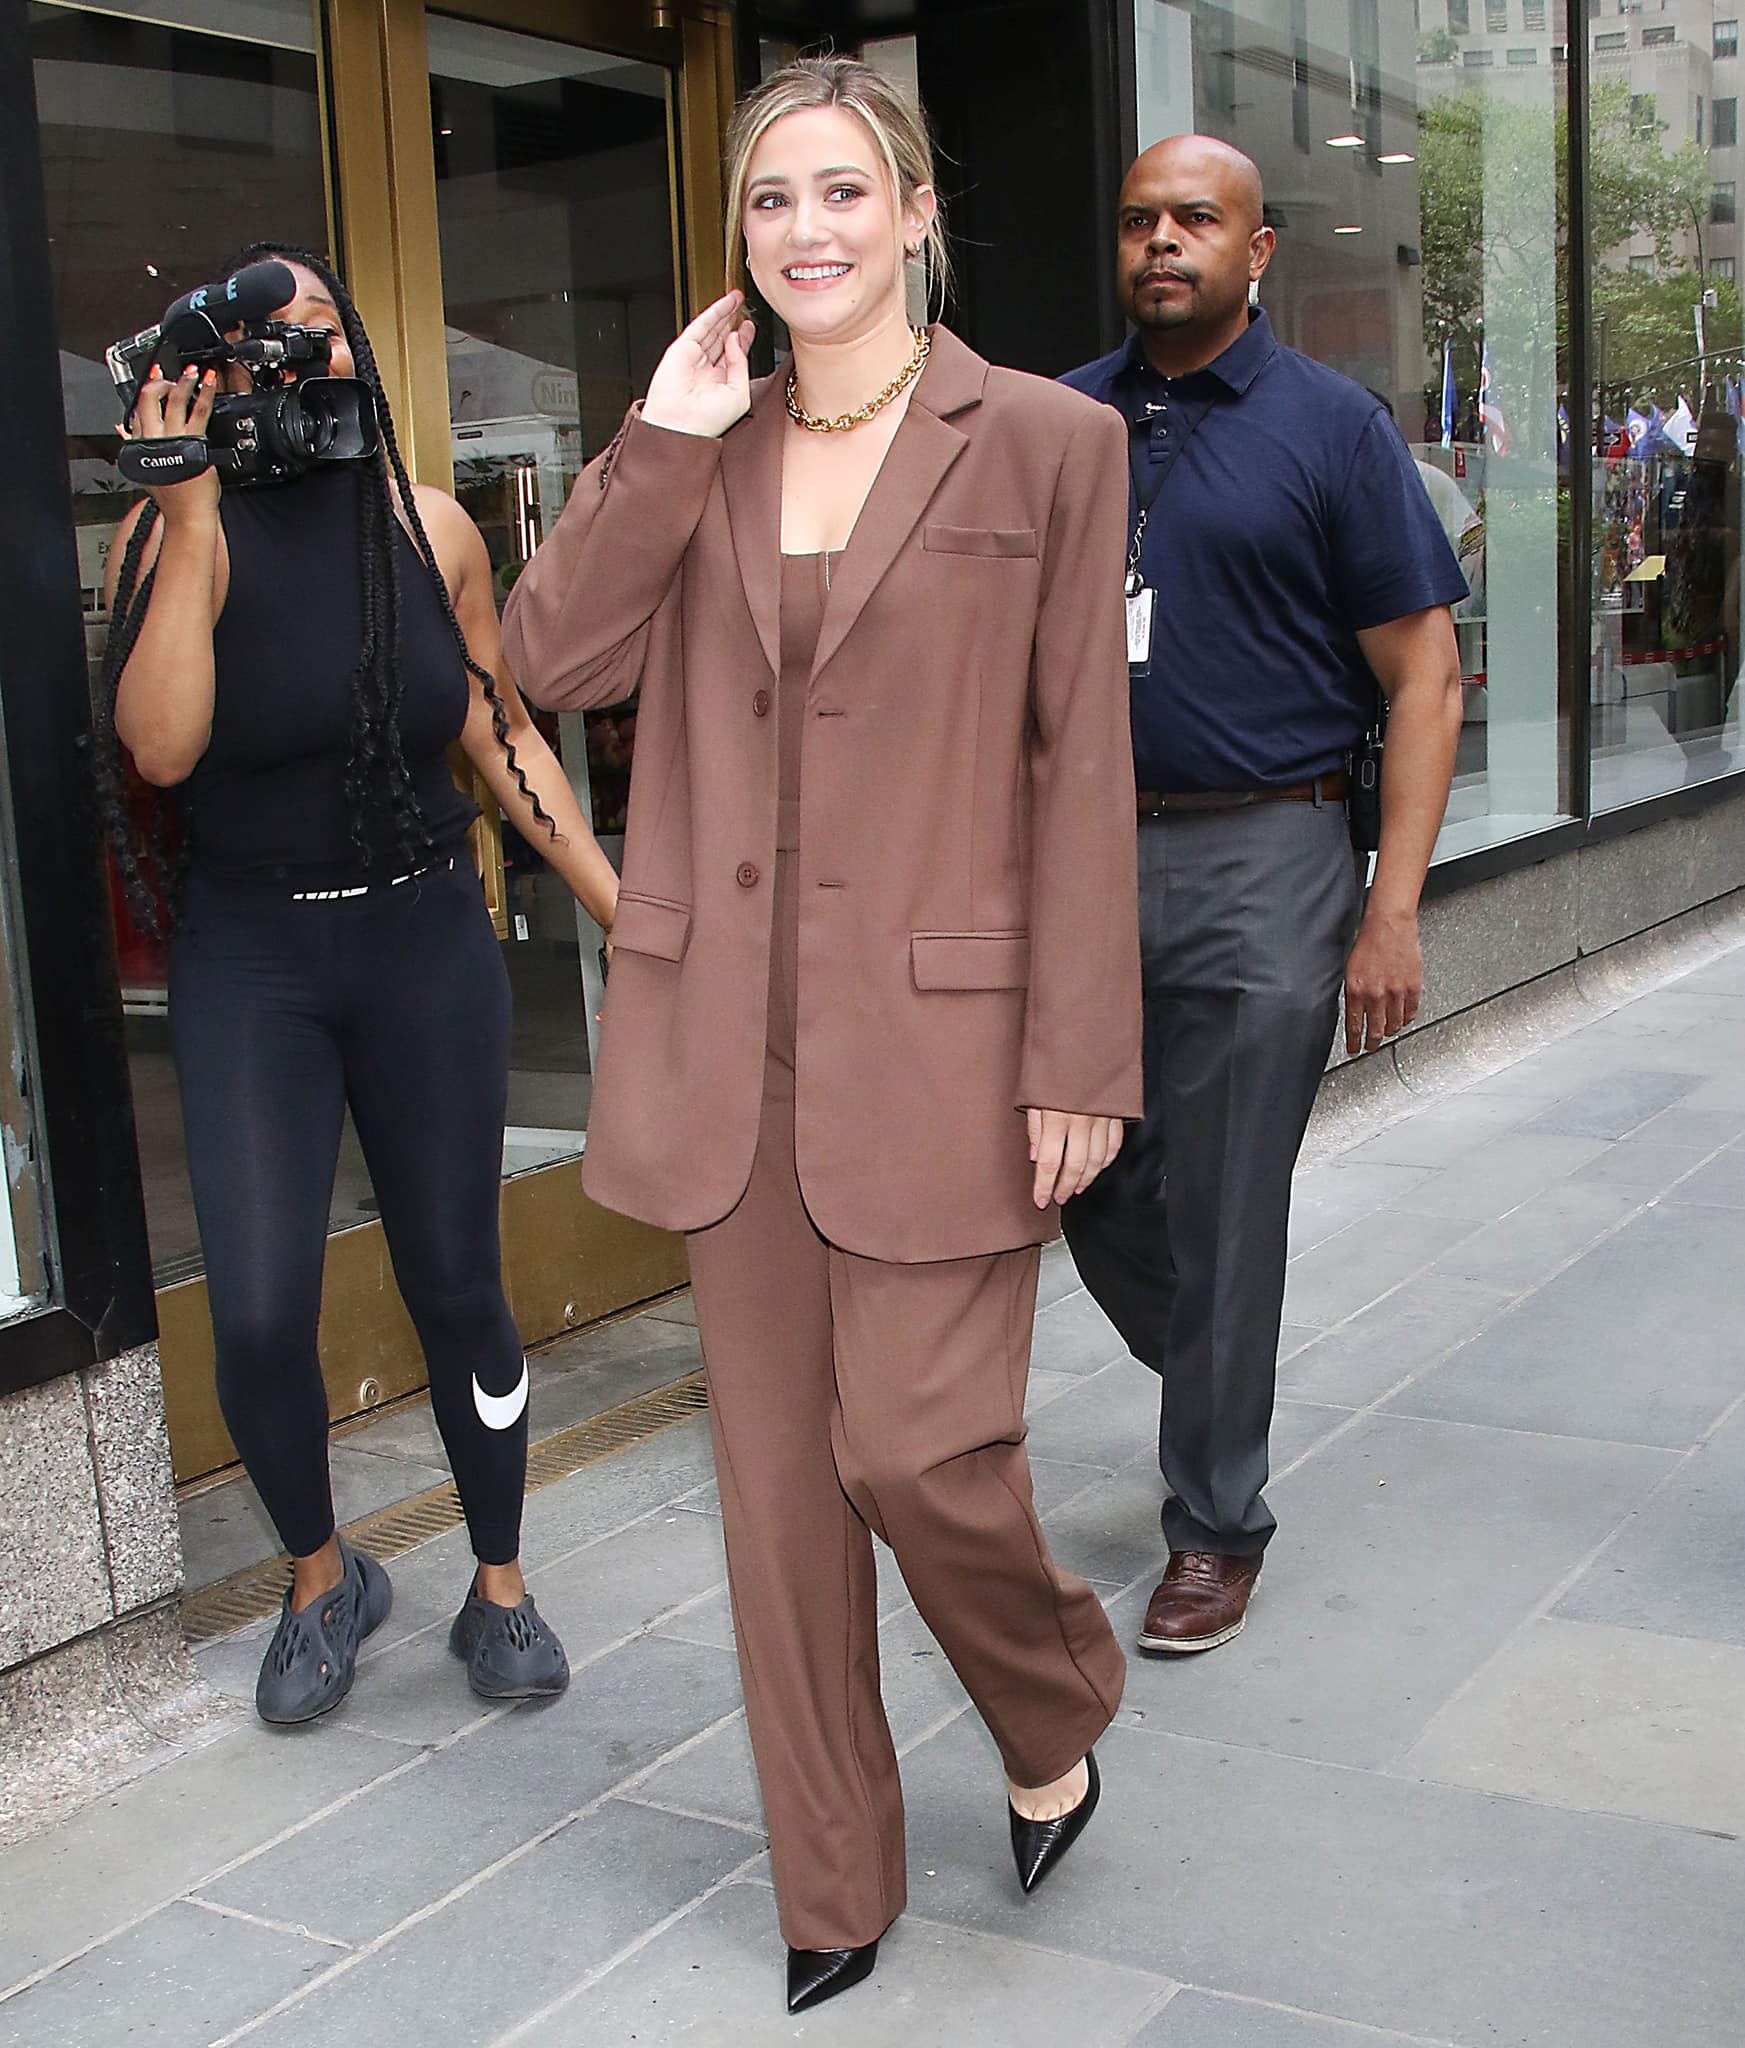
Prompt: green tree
<box><xmin>1417</xmin><ymin>79</ymin><xmax>1711</xmax><ymax>421</ymax></box>
<box><xmin>1593</xmin><ymin>268</ymin><xmax>1744</xmax><ymax>402</ymax></box>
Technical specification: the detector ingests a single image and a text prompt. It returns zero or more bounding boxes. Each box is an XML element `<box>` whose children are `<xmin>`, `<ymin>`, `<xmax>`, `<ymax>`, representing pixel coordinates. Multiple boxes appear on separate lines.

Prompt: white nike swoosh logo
<box><xmin>473</xmin><ymin>1359</ymin><xmax>529</xmax><ymax>1431</ymax></box>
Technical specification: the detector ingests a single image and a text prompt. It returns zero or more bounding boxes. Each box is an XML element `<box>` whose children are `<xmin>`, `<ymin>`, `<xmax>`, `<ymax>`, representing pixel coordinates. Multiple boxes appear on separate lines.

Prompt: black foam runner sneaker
<box><xmin>255</xmin><ymin>1539</ymin><xmax>393</xmax><ymax>1726</ymax></box>
<box><xmin>448</xmin><ymin>1586</ymin><xmax>570</xmax><ymax>1698</ymax></box>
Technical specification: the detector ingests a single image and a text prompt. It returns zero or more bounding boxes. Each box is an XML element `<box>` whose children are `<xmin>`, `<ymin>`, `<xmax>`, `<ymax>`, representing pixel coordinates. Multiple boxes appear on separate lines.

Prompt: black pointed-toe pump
<box><xmin>786</xmin><ymin>1938</ymin><xmax>879</xmax><ymax>2013</ymax></box>
<box><xmin>1009</xmin><ymin>1750</ymin><xmax>1101</xmax><ymax>1895</ymax></box>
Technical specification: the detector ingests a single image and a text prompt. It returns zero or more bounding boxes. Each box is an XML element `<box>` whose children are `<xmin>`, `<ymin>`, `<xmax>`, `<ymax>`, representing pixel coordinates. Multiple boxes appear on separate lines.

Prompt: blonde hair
<box><xmin>724</xmin><ymin>55</ymin><xmax>952</xmax><ymax>318</ymax></box>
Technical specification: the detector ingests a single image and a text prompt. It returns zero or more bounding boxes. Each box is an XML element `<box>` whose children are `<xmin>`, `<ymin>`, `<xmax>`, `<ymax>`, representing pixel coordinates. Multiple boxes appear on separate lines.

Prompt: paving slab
<box><xmin>179</xmin><ymin>1442</ymin><xmax>451</xmax><ymax>1592</ymax></box>
<box><xmin>1285</xmin><ymin>1162</ymin><xmax>1439</xmax><ymax>1258</ymax></box>
<box><xmin>513</xmin><ymin>1413</ymin><xmax>717</xmax><ymax>1558</ymax></box>
<box><xmin>230</xmin><ymin>1799</ymin><xmax>756</xmax><ymax>2048</ymax></box>
<box><xmin>518</xmin><ymin>1880</ymin><xmax>1173</xmax><ymax>2047</ymax></box>
<box><xmin>1426</xmin><ymin>1181</ymin><xmax>1641</xmax><ymax>1292</ymax></box>
<box><xmin>1104</xmin><ymin>1413</ymin><xmax>1675</xmax><ymax>1769</ymax></box>
<box><xmin>896</xmin><ymin>1716</ymin><xmax>1745</xmax><ymax>2048</ymax></box>
<box><xmin>1553</xmin><ymin>1399</ymin><xmax>1745</xmax><ymax>1647</ymax></box>
<box><xmin>1282</xmin><ymin>1211</ymin><xmax>1480</xmax><ymax>1331</ymax></box>
<box><xmin>1038</xmin><ymin>1242</ymin><xmax>1086</xmax><ymax>1309</ymax></box>
<box><xmin>1030</xmin><ymin>1285</ymin><xmax>1131</xmax><ymax>1376</ymax></box>
<box><xmin>1387</xmin><ymin>1131</ymin><xmax>1611</xmax><ymax>1223</ymax></box>
<box><xmin>1128</xmin><ymin>1989</ymin><xmax>1464</xmax><ymax>2048</ymax></box>
<box><xmin>1384</xmin><ymin>1203</ymin><xmax>1745</xmax><ymax>1449</ymax></box>
<box><xmin>1514</xmin><ymin>1066</ymin><xmax>1706</xmax><ymax>1139</ymax></box>
<box><xmin>199</xmin><ymin>1634</ymin><xmax>745</xmax><ymax>1945</ymax></box>
<box><xmin>0</xmin><ymin>1722</ymin><xmax>409</xmax><ymax>1991</ymax></box>
<box><xmin>1565</xmin><ymin>1135</ymin><xmax>1723</xmax><ymax>1194</ymax></box>
<box><xmin>1400</xmin><ymin>1615</ymin><xmax>1745</xmax><ymax>1835</ymax></box>
<box><xmin>1658</xmin><ymin>1133</ymin><xmax>1745</xmax><ymax>1208</ymax></box>
<box><xmin>1278</xmin><ymin>1271</ymin><xmax>1519</xmax><ymax>1410</ymax></box>
<box><xmin>522</xmin><ymin>1505</ymin><xmax>729</xmax><ymax>1667</ymax></box>
<box><xmin>0</xmin><ymin>1898</ymin><xmax>335</xmax><ymax>2048</ymax></box>
<box><xmin>1336</xmin><ymin>1094</ymin><xmax>1534</xmax><ymax>1170</ymax></box>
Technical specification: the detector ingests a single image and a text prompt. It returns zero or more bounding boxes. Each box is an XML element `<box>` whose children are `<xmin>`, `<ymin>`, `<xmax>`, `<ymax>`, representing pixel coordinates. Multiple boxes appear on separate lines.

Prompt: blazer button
<box><xmin>752</xmin><ymin>689</ymin><xmax>771</xmax><ymax>717</ymax></box>
<box><xmin>737</xmin><ymin>862</ymin><xmax>760</xmax><ymax>888</ymax></box>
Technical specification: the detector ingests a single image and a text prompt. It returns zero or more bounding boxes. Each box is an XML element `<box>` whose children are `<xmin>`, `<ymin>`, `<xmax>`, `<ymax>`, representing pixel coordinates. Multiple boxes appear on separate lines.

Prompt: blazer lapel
<box><xmin>810</xmin><ymin>326</ymin><xmax>990</xmax><ymax>683</ymax></box>
<box><xmin>720</xmin><ymin>374</ymin><xmax>786</xmax><ymax>680</ymax></box>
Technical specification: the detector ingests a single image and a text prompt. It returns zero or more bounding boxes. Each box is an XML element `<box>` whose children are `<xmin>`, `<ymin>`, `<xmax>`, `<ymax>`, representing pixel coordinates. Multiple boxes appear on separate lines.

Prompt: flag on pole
<box><xmin>1478</xmin><ymin>342</ymin><xmax>1511</xmax><ymax>456</ymax></box>
<box><xmin>1664</xmin><ymin>393</ymin><xmax>1697</xmax><ymax>456</ymax></box>
<box><xmin>1440</xmin><ymin>338</ymin><xmax>1455</xmax><ymax>450</ymax></box>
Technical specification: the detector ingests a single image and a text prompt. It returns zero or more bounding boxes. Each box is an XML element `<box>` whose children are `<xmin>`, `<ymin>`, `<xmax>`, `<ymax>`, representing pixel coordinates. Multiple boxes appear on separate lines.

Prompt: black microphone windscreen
<box><xmin>160</xmin><ymin>261</ymin><xmax>299</xmax><ymax>343</ymax></box>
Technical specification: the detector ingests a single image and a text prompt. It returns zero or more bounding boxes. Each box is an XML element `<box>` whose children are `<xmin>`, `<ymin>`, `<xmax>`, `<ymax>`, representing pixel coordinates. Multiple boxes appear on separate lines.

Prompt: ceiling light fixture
<box><xmin>1377</xmin><ymin>151</ymin><xmax>1416</xmax><ymax>165</ymax></box>
<box><xmin>145</xmin><ymin>262</ymin><xmax>159</xmax><ymax>276</ymax></box>
<box><xmin>1326</xmin><ymin>133</ymin><xmax>1365</xmax><ymax>149</ymax></box>
<box><xmin>1332</xmin><ymin>225</ymin><xmax>1363</xmax><ymax>235</ymax></box>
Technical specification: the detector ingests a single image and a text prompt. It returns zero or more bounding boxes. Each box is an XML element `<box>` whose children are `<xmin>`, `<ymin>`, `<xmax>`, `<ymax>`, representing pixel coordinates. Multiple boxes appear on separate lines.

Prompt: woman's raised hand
<box><xmin>640</xmin><ymin>292</ymin><xmax>757</xmax><ymax>441</ymax></box>
<box><xmin>120</xmin><ymin>363</ymin><xmax>221</xmax><ymax>518</ymax></box>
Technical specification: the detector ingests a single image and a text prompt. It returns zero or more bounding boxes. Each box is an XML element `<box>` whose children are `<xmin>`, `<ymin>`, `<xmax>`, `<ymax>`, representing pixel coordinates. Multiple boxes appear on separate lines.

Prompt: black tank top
<box><xmin>186</xmin><ymin>464</ymin><xmax>478</xmax><ymax>884</ymax></box>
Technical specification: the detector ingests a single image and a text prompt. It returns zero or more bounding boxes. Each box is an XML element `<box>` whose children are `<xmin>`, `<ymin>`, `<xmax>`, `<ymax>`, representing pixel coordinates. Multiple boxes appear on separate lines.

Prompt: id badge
<box><xmin>1126</xmin><ymin>584</ymin><xmax>1156</xmax><ymax>669</ymax></box>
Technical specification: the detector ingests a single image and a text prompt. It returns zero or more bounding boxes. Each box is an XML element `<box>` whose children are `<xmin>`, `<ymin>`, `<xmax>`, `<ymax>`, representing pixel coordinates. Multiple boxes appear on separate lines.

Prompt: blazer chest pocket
<box><xmin>611</xmin><ymin>891</ymin><xmax>691</xmax><ymax>962</ymax></box>
<box><xmin>912</xmin><ymin>930</ymin><xmax>1031</xmax><ymax>991</ymax></box>
<box><xmin>922</xmin><ymin>524</ymin><xmax>1038</xmax><ymax>560</ymax></box>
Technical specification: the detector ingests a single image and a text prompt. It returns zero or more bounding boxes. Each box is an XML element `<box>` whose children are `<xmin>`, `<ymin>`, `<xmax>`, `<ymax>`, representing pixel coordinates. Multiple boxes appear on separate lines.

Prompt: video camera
<box><xmin>106</xmin><ymin>260</ymin><xmax>378</xmax><ymax>490</ymax></box>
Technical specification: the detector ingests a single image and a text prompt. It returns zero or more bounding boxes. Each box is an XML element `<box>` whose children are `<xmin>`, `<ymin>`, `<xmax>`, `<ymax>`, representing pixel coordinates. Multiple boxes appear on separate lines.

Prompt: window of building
<box><xmin>1448</xmin><ymin>0</ymin><xmax>1471</xmax><ymax>33</ymax></box>
<box><xmin>1524</xmin><ymin>2</ymin><xmax>1546</xmax><ymax>29</ymax></box>
<box><xmin>36</xmin><ymin>0</ymin><xmax>330</xmax><ymax>1280</ymax></box>
<box><xmin>1552</xmin><ymin>44</ymin><xmax>1568</xmax><ymax>63</ymax></box>
<box><xmin>1718</xmin><ymin>21</ymin><xmax>1740</xmax><ymax>60</ymax></box>
<box><xmin>1595</xmin><ymin>32</ymin><xmax>1628</xmax><ymax>51</ymax></box>
<box><xmin>1592</xmin><ymin>71</ymin><xmax>1745</xmax><ymax>811</ymax></box>
<box><xmin>0</xmin><ymin>894</ymin><xmax>47</xmax><ymax>1325</ymax></box>
<box><xmin>1508</xmin><ymin>47</ymin><xmax>1538</xmax><ymax>65</ymax></box>
<box><xmin>1485</xmin><ymin>0</ymin><xmax>1508</xmax><ymax>31</ymax></box>
<box><xmin>1698</xmin><ymin>97</ymin><xmax>1705</xmax><ymax>148</ymax></box>
<box><xmin>1642</xmin><ymin>26</ymin><xmax>1676</xmax><ymax>47</ymax></box>
<box><xmin>1134</xmin><ymin>0</ymin><xmax>1571</xmax><ymax>860</ymax></box>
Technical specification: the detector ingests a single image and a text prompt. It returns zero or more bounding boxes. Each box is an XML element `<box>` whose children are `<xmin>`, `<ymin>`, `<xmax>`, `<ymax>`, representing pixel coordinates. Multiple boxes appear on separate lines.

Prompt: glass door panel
<box><xmin>427</xmin><ymin>12</ymin><xmax>677</xmax><ymax>1180</ymax></box>
<box><xmin>32</xmin><ymin>0</ymin><xmax>333</xmax><ymax>1280</ymax></box>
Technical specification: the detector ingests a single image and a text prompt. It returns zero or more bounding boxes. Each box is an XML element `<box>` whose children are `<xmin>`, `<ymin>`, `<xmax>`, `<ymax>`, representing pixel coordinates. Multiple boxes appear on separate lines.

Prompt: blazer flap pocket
<box><xmin>612</xmin><ymin>892</ymin><xmax>692</xmax><ymax>963</ymax></box>
<box><xmin>922</xmin><ymin>524</ymin><xmax>1039</xmax><ymax>559</ymax></box>
<box><xmin>911</xmin><ymin>930</ymin><xmax>1031</xmax><ymax>991</ymax></box>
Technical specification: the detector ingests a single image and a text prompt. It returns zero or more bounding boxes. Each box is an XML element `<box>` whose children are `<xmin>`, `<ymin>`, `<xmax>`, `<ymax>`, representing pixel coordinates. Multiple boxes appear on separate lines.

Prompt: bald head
<box><xmin>1123</xmin><ymin>135</ymin><xmax>1264</xmax><ymax>234</ymax></box>
<box><xmin>1116</xmin><ymin>133</ymin><xmax>1275</xmax><ymax>373</ymax></box>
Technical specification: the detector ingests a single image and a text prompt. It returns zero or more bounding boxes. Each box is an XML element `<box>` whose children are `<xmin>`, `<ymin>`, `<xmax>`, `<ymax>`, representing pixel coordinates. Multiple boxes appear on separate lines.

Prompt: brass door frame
<box><xmin>160</xmin><ymin>0</ymin><xmax>734</xmax><ymax>1484</ymax></box>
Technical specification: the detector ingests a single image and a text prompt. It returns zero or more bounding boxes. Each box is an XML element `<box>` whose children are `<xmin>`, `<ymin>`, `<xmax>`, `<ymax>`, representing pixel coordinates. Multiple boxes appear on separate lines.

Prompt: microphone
<box><xmin>158</xmin><ymin>261</ymin><xmax>298</xmax><ymax>348</ymax></box>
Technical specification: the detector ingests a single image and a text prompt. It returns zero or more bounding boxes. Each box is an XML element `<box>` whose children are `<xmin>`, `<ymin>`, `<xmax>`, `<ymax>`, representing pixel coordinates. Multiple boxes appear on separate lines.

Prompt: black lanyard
<box><xmin>1124</xmin><ymin>395</ymin><xmax>1215</xmax><ymax>594</ymax></box>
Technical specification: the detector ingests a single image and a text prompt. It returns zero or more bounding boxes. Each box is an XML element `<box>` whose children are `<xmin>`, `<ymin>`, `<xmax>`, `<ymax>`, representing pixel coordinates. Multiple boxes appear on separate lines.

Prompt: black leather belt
<box><xmin>1136</xmin><ymin>772</ymin><xmax>1350</xmax><ymax>819</ymax></box>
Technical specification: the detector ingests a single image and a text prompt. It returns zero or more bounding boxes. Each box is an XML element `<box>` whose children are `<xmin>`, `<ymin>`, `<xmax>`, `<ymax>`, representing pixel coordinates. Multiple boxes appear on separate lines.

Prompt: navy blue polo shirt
<box><xmin>1061</xmin><ymin>310</ymin><xmax>1468</xmax><ymax>792</ymax></box>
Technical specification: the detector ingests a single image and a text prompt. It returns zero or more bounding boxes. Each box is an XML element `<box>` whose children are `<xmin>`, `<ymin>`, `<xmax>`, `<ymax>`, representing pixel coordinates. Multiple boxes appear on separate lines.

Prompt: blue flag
<box><xmin>1440</xmin><ymin>339</ymin><xmax>1455</xmax><ymax>450</ymax></box>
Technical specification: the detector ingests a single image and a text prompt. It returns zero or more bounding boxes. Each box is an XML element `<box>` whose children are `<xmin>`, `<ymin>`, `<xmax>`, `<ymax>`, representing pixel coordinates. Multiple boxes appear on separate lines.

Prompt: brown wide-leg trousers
<box><xmin>686</xmin><ymin>854</ymin><xmax>1126</xmax><ymax>1952</ymax></box>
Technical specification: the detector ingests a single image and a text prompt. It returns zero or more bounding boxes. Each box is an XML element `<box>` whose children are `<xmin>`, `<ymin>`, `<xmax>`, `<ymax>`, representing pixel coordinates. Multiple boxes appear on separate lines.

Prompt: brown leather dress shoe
<box><xmin>1137</xmin><ymin>1551</ymin><xmax>1262</xmax><ymax>1654</ymax></box>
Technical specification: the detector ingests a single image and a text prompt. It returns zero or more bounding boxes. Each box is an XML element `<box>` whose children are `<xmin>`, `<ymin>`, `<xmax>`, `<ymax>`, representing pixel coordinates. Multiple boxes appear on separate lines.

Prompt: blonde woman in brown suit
<box><xmin>502</xmin><ymin>55</ymin><xmax>1140</xmax><ymax>2015</ymax></box>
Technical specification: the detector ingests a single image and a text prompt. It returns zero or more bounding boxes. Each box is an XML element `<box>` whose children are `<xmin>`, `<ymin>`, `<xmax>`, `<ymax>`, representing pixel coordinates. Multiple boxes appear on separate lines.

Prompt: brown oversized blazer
<box><xmin>501</xmin><ymin>324</ymin><xmax>1141</xmax><ymax>1264</ymax></box>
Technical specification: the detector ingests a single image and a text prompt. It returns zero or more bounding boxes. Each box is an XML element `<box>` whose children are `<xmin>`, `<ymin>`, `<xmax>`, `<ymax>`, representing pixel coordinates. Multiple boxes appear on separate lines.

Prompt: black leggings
<box><xmin>169</xmin><ymin>858</ymin><xmax>527</xmax><ymax>1564</ymax></box>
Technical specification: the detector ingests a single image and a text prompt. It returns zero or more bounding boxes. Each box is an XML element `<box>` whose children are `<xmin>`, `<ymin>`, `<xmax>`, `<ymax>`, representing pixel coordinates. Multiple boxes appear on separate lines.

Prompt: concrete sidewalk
<box><xmin>4</xmin><ymin>934</ymin><xmax>1744</xmax><ymax>2047</ymax></box>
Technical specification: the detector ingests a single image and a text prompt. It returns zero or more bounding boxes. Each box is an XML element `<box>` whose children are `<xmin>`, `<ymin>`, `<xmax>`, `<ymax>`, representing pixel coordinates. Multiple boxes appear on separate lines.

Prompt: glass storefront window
<box><xmin>0</xmin><ymin>777</ymin><xmax>49</xmax><ymax>1323</ymax></box>
<box><xmin>1589</xmin><ymin>2</ymin><xmax>1745</xmax><ymax>809</ymax></box>
<box><xmin>1134</xmin><ymin>1</ymin><xmax>1571</xmax><ymax>859</ymax></box>
<box><xmin>33</xmin><ymin>0</ymin><xmax>330</xmax><ymax>1278</ymax></box>
<box><xmin>427</xmin><ymin>14</ymin><xmax>678</xmax><ymax>1173</ymax></box>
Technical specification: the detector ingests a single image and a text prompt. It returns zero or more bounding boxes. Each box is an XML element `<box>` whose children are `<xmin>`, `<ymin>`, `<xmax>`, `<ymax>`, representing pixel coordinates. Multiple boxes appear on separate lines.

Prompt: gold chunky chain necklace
<box><xmin>785</xmin><ymin>325</ymin><xmax>931</xmax><ymax>433</ymax></box>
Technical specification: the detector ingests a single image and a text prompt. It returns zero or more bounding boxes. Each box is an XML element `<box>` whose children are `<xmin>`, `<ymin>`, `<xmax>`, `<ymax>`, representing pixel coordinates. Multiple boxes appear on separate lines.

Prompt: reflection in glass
<box><xmin>1584</xmin><ymin>0</ymin><xmax>1745</xmax><ymax>808</ymax></box>
<box><xmin>428</xmin><ymin>15</ymin><xmax>677</xmax><ymax>1170</ymax></box>
<box><xmin>1134</xmin><ymin>0</ymin><xmax>1572</xmax><ymax>856</ymax></box>
<box><xmin>32</xmin><ymin>0</ymin><xmax>331</xmax><ymax>1279</ymax></box>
